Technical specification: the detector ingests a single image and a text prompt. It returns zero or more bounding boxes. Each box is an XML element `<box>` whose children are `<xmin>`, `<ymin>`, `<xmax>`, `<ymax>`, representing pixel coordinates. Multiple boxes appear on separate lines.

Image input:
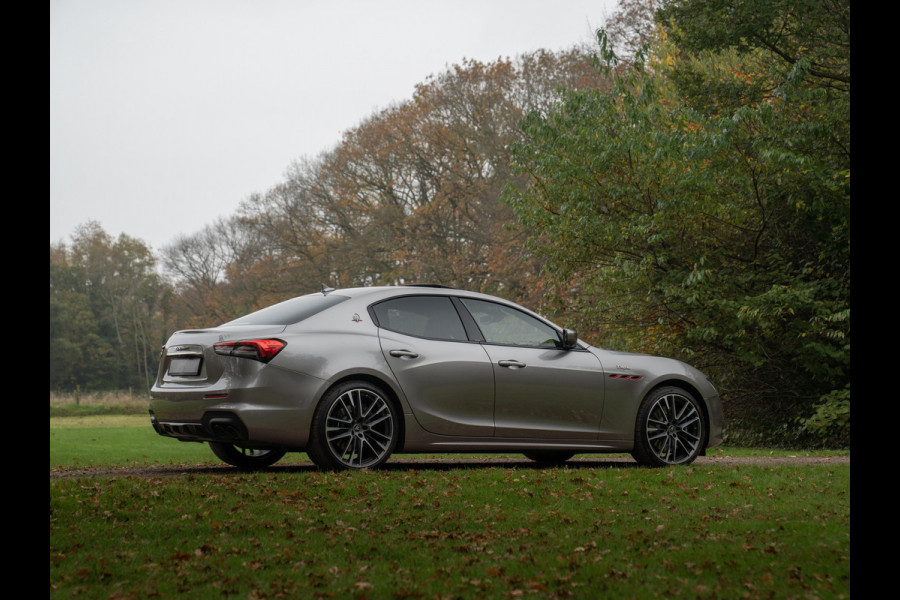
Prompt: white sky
<box><xmin>50</xmin><ymin>0</ymin><xmax>616</xmax><ymax>253</ymax></box>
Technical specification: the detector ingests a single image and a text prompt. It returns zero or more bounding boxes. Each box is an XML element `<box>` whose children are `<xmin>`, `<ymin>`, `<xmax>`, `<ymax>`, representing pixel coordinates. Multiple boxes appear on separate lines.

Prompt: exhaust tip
<box><xmin>209</xmin><ymin>421</ymin><xmax>242</xmax><ymax>440</ymax></box>
<box><xmin>204</xmin><ymin>413</ymin><xmax>249</xmax><ymax>441</ymax></box>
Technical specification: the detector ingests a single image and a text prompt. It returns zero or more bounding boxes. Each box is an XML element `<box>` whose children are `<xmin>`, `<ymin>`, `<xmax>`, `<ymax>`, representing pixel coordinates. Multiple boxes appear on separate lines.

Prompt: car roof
<box><xmin>318</xmin><ymin>285</ymin><xmax>504</xmax><ymax>303</ymax></box>
<box><xmin>314</xmin><ymin>285</ymin><xmax>556</xmax><ymax>325</ymax></box>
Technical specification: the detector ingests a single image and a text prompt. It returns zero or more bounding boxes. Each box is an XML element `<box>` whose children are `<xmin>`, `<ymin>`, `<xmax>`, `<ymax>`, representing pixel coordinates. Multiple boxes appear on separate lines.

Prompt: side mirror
<box><xmin>561</xmin><ymin>328</ymin><xmax>578</xmax><ymax>349</ymax></box>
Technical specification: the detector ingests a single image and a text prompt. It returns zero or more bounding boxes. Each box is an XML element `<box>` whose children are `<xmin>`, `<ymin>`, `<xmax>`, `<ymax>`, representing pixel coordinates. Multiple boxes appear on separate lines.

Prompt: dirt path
<box><xmin>49</xmin><ymin>454</ymin><xmax>849</xmax><ymax>480</ymax></box>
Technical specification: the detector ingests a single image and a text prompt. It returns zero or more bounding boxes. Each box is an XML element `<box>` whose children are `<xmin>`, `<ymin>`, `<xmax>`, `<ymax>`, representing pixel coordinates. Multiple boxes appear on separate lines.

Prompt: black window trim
<box><xmin>367</xmin><ymin>294</ymin><xmax>475</xmax><ymax>343</ymax></box>
<box><xmin>367</xmin><ymin>293</ymin><xmax>584</xmax><ymax>351</ymax></box>
<box><xmin>449</xmin><ymin>296</ymin><xmax>485</xmax><ymax>342</ymax></box>
<box><xmin>456</xmin><ymin>296</ymin><xmax>565</xmax><ymax>350</ymax></box>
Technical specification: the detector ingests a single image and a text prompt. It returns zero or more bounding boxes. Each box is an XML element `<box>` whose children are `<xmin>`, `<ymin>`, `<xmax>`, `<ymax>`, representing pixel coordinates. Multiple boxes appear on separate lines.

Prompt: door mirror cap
<box><xmin>561</xmin><ymin>328</ymin><xmax>578</xmax><ymax>349</ymax></box>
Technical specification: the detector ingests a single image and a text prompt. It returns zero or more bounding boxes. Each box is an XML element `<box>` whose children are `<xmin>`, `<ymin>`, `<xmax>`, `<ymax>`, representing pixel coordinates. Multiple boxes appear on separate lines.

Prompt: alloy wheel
<box><xmin>324</xmin><ymin>387</ymin><xmax>395</xmax><ymax>468</ymax></box>
<box><xmin>644</xmin><ymin>391</ymin><xmax>703</xmax><ymax>465</ymax></box>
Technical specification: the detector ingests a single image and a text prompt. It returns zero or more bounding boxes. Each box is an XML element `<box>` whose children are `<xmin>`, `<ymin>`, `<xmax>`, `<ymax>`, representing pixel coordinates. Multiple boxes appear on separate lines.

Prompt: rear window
<box><xmin>371</xmin><ymin>295</ymin><xmax>468</xmax><ymax>341</ymax></box>
<box><xmin>221</xmin><ymin>294</ymin><xmax>349</xmax><ymax>326</ymax></box>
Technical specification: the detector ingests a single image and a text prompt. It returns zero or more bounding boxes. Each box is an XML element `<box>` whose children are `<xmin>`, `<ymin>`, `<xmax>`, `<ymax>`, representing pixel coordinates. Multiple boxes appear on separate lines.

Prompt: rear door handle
<box><xmin>498</xmin><ymin>359</ymin><xmax>526</xmax><ymax>369</ymax></box>
<box><xmin>389</xmin><ymin>349</ymin><xmax>419</xmax><ymax>359</ymax></box>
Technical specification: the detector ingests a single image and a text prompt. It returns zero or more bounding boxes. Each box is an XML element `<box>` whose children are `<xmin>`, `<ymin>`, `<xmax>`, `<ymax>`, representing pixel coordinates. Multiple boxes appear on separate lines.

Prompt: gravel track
<box><xmin>50</xmin><ymin>454</ymin><xmax>849</xmax><ymax>480</ymax></box>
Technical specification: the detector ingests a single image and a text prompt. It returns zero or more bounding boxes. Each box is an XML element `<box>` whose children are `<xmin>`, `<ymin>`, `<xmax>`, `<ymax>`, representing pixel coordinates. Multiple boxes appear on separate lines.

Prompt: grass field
<box><xmin>50</xmin><ymin>406</ymin><xmax>850</xmax><ymax>599</ymax></box>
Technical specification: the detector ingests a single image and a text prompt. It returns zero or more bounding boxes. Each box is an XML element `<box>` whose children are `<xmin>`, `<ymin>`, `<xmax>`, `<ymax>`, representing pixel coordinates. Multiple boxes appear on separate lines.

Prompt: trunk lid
<box><xmin>156</xmin><ymin>325</ymin><xmax>287</xmax><ymax>385</ymax></box>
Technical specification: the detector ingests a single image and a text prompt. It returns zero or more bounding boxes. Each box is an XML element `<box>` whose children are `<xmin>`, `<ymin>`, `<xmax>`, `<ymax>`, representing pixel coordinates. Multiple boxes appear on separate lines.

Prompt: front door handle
<box><xmin>389</xmin><ymin>349</ymin><xmax>419</xmax><ymax>359</ymax></box>
<box><xmin>498</xmin><ymin>359</ymin><xmax>526</xmax><ymax>369</ymax></box>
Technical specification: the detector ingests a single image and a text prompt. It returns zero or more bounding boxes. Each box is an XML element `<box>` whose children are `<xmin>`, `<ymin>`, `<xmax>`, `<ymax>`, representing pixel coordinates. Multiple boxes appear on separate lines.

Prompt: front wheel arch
<box><xmin>646</xmin><ymin>379</ymin><xmax>710</xmax><ymax>435</ymax></box>
<box><xmin>631</xmin><ymin>385</ymin><xmax>708</xmax><ymax>467</ymax></box>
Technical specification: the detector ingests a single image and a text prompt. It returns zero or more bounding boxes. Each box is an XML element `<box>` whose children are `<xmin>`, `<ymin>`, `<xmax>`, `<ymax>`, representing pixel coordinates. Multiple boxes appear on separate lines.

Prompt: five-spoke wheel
<box><xmin>632</xmin><ymin>387</ymin><xmax>706</xmax><ymax>467</ymax></box>
<box><xmin>307</xmin><ymin>381</ymin><xmax>399</xmax><ymax>470</ymax></box>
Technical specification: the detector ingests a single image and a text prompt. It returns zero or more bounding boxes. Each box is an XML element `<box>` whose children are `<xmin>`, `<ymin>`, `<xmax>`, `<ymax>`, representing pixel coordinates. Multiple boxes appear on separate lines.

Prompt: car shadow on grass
<box><xmin>265</xmin><ymin>456</ymin><xmax>642</xmax><ymax>474</ymax></box>
<box><xmin>51</xmin><ymin>456</ymin><xmax>642</xmax><ymax>479</ymax></box>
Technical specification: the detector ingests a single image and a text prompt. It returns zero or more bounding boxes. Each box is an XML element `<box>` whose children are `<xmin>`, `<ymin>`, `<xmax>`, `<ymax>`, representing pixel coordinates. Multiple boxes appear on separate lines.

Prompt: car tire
<box><xmin>209</xmin><ymin>442</ymin><xmax>286</xmax><ymax>469</ymax></box>
<box><xmin>632</xmin><ymin>386</ymin><xmax>707</xmax><ymax>467</ymax></box>
<box><xmin>522</xmin><ymin>450</ymin><xmax>575</xmax><ymax>464</ymax></box>
<box><xmin>307</xmin><ymin>380</ymin><xmax>399</xmax><ymax>471</ymax></box>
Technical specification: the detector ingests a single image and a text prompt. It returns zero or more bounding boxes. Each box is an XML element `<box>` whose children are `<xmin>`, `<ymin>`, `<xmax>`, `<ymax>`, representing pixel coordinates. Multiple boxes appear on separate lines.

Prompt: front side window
<box><xmin>460</xmin><ymin>298</ymin><xmax>560</xmax><ymax>348</ymax></box>
<box><xmin>371</xmin><ymin>296</ymin><xmax>468</xmax><ymax>341</ymax></box>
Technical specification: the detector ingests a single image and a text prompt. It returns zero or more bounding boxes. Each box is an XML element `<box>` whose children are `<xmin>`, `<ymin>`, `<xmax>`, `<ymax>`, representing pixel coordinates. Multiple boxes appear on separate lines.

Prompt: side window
<box><xmin>372</xmin><ymin>296</ymin><xmax>468</xmax><ymax>341</ymax></box>
<box><xmin>459</xmin><ymin>298</ymin><xmax>560</xmax><ymax>348</ymax></box>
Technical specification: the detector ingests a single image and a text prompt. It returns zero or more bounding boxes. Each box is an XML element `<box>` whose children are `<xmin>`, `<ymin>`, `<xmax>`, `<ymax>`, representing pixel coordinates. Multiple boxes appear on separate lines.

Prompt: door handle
<box><xmin>389</xmin><ymin>349</ymin><xmax>419</xmax><ymax>359</ymax></box>
<box><xmin>498</xmin><ymin>359</ymin><xmax>526</xmax><ymax>369</ymax></box>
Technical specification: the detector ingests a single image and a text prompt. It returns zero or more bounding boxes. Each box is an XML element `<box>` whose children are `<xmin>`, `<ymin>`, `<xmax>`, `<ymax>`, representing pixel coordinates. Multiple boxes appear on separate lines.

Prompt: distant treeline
<box><xmin>50</xmin><ymin>0</ymin><xmax>849</xmax><ymax>447</ymax></box>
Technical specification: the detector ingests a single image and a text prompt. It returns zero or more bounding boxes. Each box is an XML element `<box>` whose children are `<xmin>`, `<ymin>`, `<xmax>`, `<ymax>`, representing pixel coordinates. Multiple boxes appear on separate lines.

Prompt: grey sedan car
<box><xmin>149</xmin><ymin>285</ymin><xmax>723</xmax><ymax>470</ymax></box>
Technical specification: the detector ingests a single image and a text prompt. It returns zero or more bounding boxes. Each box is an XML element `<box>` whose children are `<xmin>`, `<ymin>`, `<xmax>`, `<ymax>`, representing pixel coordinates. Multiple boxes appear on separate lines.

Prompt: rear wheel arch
<box><xmin>323</xmin><ymin>373</ymin><xmax>407</xmax><ymax>452</ymax></box>
<box><xmin>307</xmin><ymin>377</ymin><xmax>403</xmax><ymax>470</ymax></box>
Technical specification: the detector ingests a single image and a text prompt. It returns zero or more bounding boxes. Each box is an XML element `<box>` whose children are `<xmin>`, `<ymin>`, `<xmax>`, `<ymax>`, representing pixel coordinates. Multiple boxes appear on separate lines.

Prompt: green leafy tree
<box><xmin>504</xmin><ymin>2</ymin><xmax>849</xmax><ymax>446</ymax></box>
<box><xmin>659</xmin><ymin>0</ymin><xmax>849</xmax><ymax>89</ymax></box>
<box><xmin>50</xmin><ymin>222</ymin><xmax>170</xmax><ymax>391</ymax></box>
<box><xmin>50</xmin><ymin>245</ymin><xmax>118</xmax><ymax>389</ymax></box>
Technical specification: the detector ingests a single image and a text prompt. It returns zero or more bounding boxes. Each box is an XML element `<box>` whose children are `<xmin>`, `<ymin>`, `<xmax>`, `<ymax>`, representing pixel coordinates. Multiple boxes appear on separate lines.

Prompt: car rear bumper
<box><xmin>149</xmin><ymin>366</ymin><xmax>325</xmax><ymax>448</ymax></box>
<box><xmin>150</xmin><ymin>410</ymin><xmax>251</xmax><ymax>442</ymax></box>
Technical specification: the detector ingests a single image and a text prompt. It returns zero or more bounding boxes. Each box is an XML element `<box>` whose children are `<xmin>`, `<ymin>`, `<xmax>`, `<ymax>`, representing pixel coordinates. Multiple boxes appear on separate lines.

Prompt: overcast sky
<box><xmin>50</xmin><ymin>0</ymin><xmax>616</xmax><ymax>253</ymax></box>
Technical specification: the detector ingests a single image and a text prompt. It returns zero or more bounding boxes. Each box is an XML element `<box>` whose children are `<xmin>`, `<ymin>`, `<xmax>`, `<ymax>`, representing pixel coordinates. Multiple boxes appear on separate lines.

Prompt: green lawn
<box><xmin>50</xmin><ymin>416</ymin><xmax>850</xmax><ymax>599</ymax></box>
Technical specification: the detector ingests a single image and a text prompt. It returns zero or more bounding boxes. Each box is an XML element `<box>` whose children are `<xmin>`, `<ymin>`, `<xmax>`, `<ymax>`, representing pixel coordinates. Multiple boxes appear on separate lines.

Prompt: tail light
<box><xmin>214</xmin><ymin>339</ymin><xmax>286</xmax><ymax>363</ymax></box>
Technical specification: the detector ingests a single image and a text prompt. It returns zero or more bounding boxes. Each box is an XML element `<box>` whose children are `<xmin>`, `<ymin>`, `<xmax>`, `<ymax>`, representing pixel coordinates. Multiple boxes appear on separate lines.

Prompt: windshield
<box><xmin>221</xmin><ymin>294</ymin><xmax>349</xmax><ymax>326</ymax></box>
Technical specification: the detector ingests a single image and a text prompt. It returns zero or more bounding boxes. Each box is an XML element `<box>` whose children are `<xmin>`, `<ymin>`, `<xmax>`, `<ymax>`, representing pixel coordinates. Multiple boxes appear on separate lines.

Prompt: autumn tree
<box><xmin>218</xmin><ymin>49</ymin><xmax>608</xmax><ymax>315</ymax></box>
<box><xmin>161</xmin><ymin>215</ymin><xmax>284</xmax><ymax>327</ymax></box>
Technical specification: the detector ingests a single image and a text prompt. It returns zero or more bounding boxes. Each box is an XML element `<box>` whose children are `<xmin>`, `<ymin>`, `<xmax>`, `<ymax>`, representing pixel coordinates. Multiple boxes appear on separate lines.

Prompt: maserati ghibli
<box><xmin>149</xmin><ymin>286</ymin><xmax>723</xmax><ymax>470</ymax></box>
